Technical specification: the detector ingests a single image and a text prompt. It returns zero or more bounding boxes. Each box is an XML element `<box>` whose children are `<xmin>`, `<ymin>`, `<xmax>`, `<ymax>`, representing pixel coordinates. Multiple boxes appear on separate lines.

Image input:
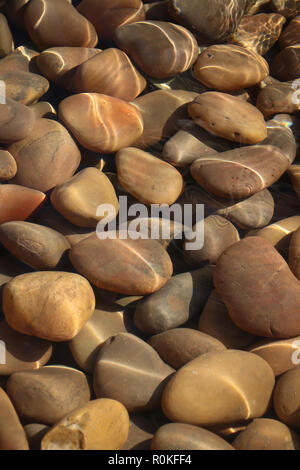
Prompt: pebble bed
<box><xmin>0</xmin><ymin>0</ymin><xmax>300</xmax><ymax>451</ymax></box>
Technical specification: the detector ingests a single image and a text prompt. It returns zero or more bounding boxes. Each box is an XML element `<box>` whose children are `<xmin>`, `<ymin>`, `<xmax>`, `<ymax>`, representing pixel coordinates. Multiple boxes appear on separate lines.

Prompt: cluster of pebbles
<box><xmin>2</xmin><ymin>0</ymin><xmax>300</xmax><ymax>452</ymax></box>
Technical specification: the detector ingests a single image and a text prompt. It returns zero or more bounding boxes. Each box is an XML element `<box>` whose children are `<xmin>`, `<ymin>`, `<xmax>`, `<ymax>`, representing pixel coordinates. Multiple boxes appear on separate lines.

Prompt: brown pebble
<box><xmin>249</xmin><ymin>336</ymin><xmax>300</xmax><ymax>376</ymax></box>
<box><xmin>260</xmin><ymin>115</ymin><xmax>297</xmax><ymax>163</ymax></box>
<box><xmin>198</xmin><ymin>290</ymin><xmax>257</xmax><ymax>350</ymax></box>
<box><xmin>228</xmin><ymin>13</ymin><xmax>286</xmax><ymax>55</ymax></box>
<box><xmin>77</xmin><ymin>0</ymin><xmax>145</xmax><ymax>41</ymax></box>
<box><xmin>24</xmin><ymin>0</ymin><xmax>98</xmax><ymax>50</ymax></box>
<box><xmin>168</xmin><ymin>0</ymin><xmax>247</xmax><ymax>42</ymax></box>
<box><xmin>214</xmin><ymin>237</ymin><xmax>300</xmax><ymax>338</ymax></box>
<box><xmin>123</xmin><ymin>415</ymin><xmax>157</xmax><ymax>450</ymax></box>
<box><xmin>0</xmin><ymin>184</ymin><xmax>45</xmax><ymax>224</ymax></box>
<box><xmin>73</xmin><ymin>48</ymin><xmax>146</xmax><ymax>101</ymax></box>
<box><xmin>188</xmin><ymin>92</ymin><xmax>267</xmax><ymax>144</ymax></box>
<box><xmin>0</xmin><ymin>150</ymin><xmax>17</xmax><ymax>180</ymax></box>
<box><xmin>0</xmin><ymin>70</ymin><xmax>49</xmax><ymax>105</ymax></box>
<box><xmin>233</xmin><ymin>418</ymin><xmax>300</xmax><ymax>450</ymax></box>
<box><xmin>0</xmin><ymin>387</ymin><xmax>29</xmax><ymax>449</ymax></box>
<box><xmin>0</xmin><ymin>98</ymin><xmax>36</xmax><ymax>144</ymax></box>
<box><xmin>70</xmin><ymin>233</ymin><xmax>173</xmax><ymax>295</ymax></box>
<box><xmin>248</xmin><ymin>215</ymin><xmax>300</xmax><ymax>257</ymax></box>
<box><xmin>5</xmin><ymin>0</ymin><xmax>31</xmax><ymax>32</ymax></box>
<box><xmin>194</xmin><ymin>45</ymin><xmax>269</xmax><ymax>91</ymax></box>
<box><xmin>59</xmin><ymin>92</ymin><xmax>143</xmax><ymax>153</ymax></box>
<box><xmin>190</xmin><ymin>145</ymin><xmax>289</xmax><ymax>200</ymax></box>
<box><xmin>51</xmin><ymin>167</ymin><xmax>119</xmax><ymax>228</ymax></box>
<box><xmin>148</xmin><ymin>328</ymin><xmax>226</xmax><ymax>369</ymax></box>
<box><xmin>132</xmin><ymin>89</ymin><xmax>197</xmax><ymax>148</ymax></box>
<box><xmin>161</xmin><ymin>350</ymin><xmax>275</xmax><ymax>427</ymax></box>
<box><xmin>116</xmin><ymin>147</ymin><xmax>183</xmax><ymax>205</ymax></box>
<box><xmin>3</xmin><ymin>271</ymin><xmax>95</xmax><ymax>341</ymax></box>
<box><xmin>8</xmin><ymin>118</ymin><xmax>81</xmax><ymax>192</ymax></box>
<box><xmin>0</xmin><ymin>319</ymin><xmax>52</xmax><ymax>376</ymax></box>
<box><xmin>183</xmin><ymin>215</ymin><xmax>240</xmax><ymax>266</ymax></box>
<box><xmin>151</xmin><ymin>423</ymin><xmax>234</xmax><ymax>450</ymax></box>
<box><xmin>0</xmin><ymin>13</ymin><xmax>14</xmax><ymax>58</ymax></box>
<box><xmin>289</xmin><ymin>227</ymin><xmax>300</xmax><ymax>279</ymax></box>
<box><xmin>288</xmin><ymin>165</ymin><xmax>300</xmax><ymax>199</ymax></box>
<box><xmin>274</xmin><ymin>366</ymin><xmax>300</xmax><ymax>430</ymax></box>
<box><xmin>0</xmin><ymin>46</ymin><xmax>38</xmax><ymax>74</ymax></box>
<box><xmin>162</xmin><ymin>122</ymin><xmax>231</xmax><ymax>167</ymax></box>
<box><xmin>29</xmin><ymin>101</ymin><xmax>56</xmax><ymax>119</ymax></box>
<box><xmin>114</xmin><ymin>20</ymin><xmax>198</xmax><ymax>79</ymax></box>
<box><xmin>7</xmin><ymin>366</ymin><xmax>91</xmax><ymax>425</ymax></box>
<box><xmin>134</xmin><ymin>267</ymin><xmax>213</xmax><ymax>335</ymax></box>
<box><xmin>41</xmin><ymin>398</ymin><xmax>129</xmax><ymax>450</ymax></box>
<box><xmin>24</xmin><ymin>423</ymin><xmax>50</xmax><ymax>450</ymax></box>
<box><xmin>271</xmin><ymin>45</ymin><xmax>300</xmax><ymax>81</ymax></box>
<box><xmin>36</xmin><ymin>47</ymin><xmax>101</xmax><ymax>91</ymax></box>
<box><xmin>93</xmin><ymin>332</ymin><xmax>174</xmax><ymax>412</ymax></box>
<box><xmin>0</xmin><ymin>221</ymin><xmax>71</xmax><ymax>270</ymax></box>
<box><xmin>256</xmin><ymin>81</ymin><xmax>300</xmax><ymax>117</ymax></box>
<box><xmin>271</xmin><ymin>0</ymin><xmax>300</xmax><ymax>18</ymax></box>
<box><xmin>69</xmin><ymin>299</ymin><xmax>130</xmax><ymax>373</ymax></box>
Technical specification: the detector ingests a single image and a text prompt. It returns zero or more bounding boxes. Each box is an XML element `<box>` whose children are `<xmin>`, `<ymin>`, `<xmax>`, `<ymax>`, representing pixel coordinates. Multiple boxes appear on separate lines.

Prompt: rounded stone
<box><xmin>248</xmin><ymin>215</ymin><xmax>300</xmax><ymax>257</ymax></box>
<box><xmin>260</xmin><ymin>115</ymin><xmax>297</xmax><ymax>163</ymax></box>
<box><xmin>148</xmin><ymin>328</ymin><xmax>226</xmax><ymax>369</ymax></box>
<box><xmin>58</xmin><ymin>93</ymin><xmax>143</xmax><ymax>153</ymax></box>
<box><xmin>29</xmin><ymin>101</ymin><xmax>56</xmax><ymax>120</ymax></box>
<box><xmin>271</xmin><ymin>45</ymin><xmax>300</xmax><ymax>81</ymax></box>
<box><xmin>8</xmin><ymin>118</ymin><xmax>81</xmax><ymax>192</ymax></box>
<box><xmin>0</xmin><ymin>46</ymin><xmax>38</xmax><ymax>75</ymax></box>
<box><xmin>24</xmin><ymin>424</ymin><xmax>50</xmax><ymax>450</ymax></box>
<box><xmin>7</xmin><ymin>366</ymin><xmax>91</xmax><ymax>425</ymax></box>
<box><xmin>123</xmin><ymin>415</ymin><xmax>156</xmax><ymax>450</ymax></box>
<box><xmin>93</xmin><ymin>332</ymin><xmax>174</xmax><ymax>412</ymax></box>
<box><xmin>114</xmin><ymin>20</ymin><xmax>198</xmax><ymax>79</ymax></box>
<box><xmin>214</xmin><ymin>237</ymin><xmax>300</xmax><ymax>338</ymax></box>
<box><xmin>116</xmin><ymin>147</ymin><xmax>183</xmax><ymax>205</ymax></box>
<box><xmin>280</xmin><ymin>15</ymin><xmax>300</xmax><ymax>48</ymax></box>
<box><xmin>0</xmin><ymin>13</ymin><xmax>14</xmax><ymax>58</ymax></box>
<box><xmin>274</xmin><ymin>367</ymin><xmax>300</xmax><ymax>430</ymax></box>
<box><xmin>69</xmin><ymin>233</ymin><xmax>173</xmax><ymax>295</ymax></box>
<box><xmin>0</xmin><ymin>150</ymin><xmax>17</xmax><ymax>180</ymax></box>
<box><xmin>256</xmin><ymin>81</ymin><xmax>300</xmax><ymax>117</ymax></box>
<box><xmin>41</xmin><ymin>398</ymin><xmax>129</xmax><ymax>450</ymax></box>
<box><xmin>233</xmin><ymin>418</ymin><xmax>300</xmax><ymax>450</ymax></box>
<box><xmin>0</xmin><ymin>221</ymin><xmax>71</xmax><ymax>270</ymax></box>
<box><xmin>161</xmin><ymin>350</ymin><xmax>275</xmax><ymax>427</ymax></box>
<box><xmin>151</xmin><ymin>423</ymin><xmax>234</xmax><ymax>450</ymax></box>
<box><xmin>168</xmin><ymin>0</ymin><xmax>248</xmax><ymax>42</ymax></box>
<box><xmin>36</xmin><ymin>47</ymin><xmax>101</xmax><ymax>91</ymax></box>
<box><xmin>0</xmin><ymin>98</ymin><xmax>36</xmax><ymax>144</ymax></box>
<box><xmin>198</xmin><ymin>290</ymin><xmax>257</xmax><ymax>350</ymax></box>
<box><xmin>190</xmin><ymin>145</ymin><xmax>289</xmax><ymax>200</ymax></box>
<box><xmin>0</xmin><ymin>387</ymin><xmax>29</xmax><ymax>450</ymax></box>
<box><xmin>77</xmin><ymin>0</ymin><xmax>145</xmax><ymax>41</ymax></box>
<box><xmin>271</xmin><ymin>0</ymin><xmax>300</xmax><ymax>18</ymax></box>
<box><xmin>0</xmin><ymin>319</ymin><xmax>52</xmax><ymax>376</ymax></box>
<box><xmin>188</xmin><ymin>92</ymin><xmax>267</xmax><ymax>144</ymax></box>
<box><xmin>24</xmin><ymin>0</ymin><xmax>98</xmax><ymax>50</ymax></box>
<box><xmin>0</xmin><ymin>184</ymin><xmax>46</xmax><ymax>224</ymax></box>
<box><xmin>0</xmin><ymin>71</ymin><xmax>49</xmax><ymax>105</ymax></box>
<box><xmin>228</xmin><ymin>13</ymin><xmax>286</xmax><ymax>55</ymax></box>
<box><xmin>73</xmin><ymin>48</ymin><xmax>146</xmax><ymax>101</ymax></box>
<box><xmin>183</xmin><ymin>215</ymin><xmax>240</xmax><ymax>266</ymax></box>
<box><xmin>132</xmin><ymin>89</ymin><xmax>197</xmax><ymax>148</ymax></box>
<box><xmin>134</xmin><ymin>267</ymin><xmax>213</xmax><ymax>335</ymax></box>
<box><xmin>69</xmin><ymin>300</ymin><xmax>130</xmax><ymax>373</ymax></box>
<box><xmin>3</xmin><ymin>271</ymin><xmax>96</xmax><ymax>341</ymax></box>
<box><xmin>249</xmin><ymin>336</ymin><xmax>300</xmax><ymax>376</ymax></box>
<box><xmin>289</xmin><ymin>227</ymin><xmax>300</xmax><ymax>279</ymax></box>
<box><xmin>217</xmin><ymin>189</ymin><xmax>275</xmax><ymax>231</ymax></box>
<box><xmin>194</xmin><ymin>45</ymin><xmax>269</xmax><ymax>92</ymax></box>
<box><xmin>50</xmin><ymin>167</ymin><xmax>119</xmax><ymax>228</ymax></box>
